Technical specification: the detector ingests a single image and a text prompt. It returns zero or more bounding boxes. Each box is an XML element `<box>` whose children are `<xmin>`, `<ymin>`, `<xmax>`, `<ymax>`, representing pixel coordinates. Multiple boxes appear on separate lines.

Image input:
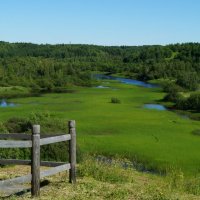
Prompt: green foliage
<box><xmin>5</xmin><ymin>117</ymin><xmax>31</xmax><ymax>133</ymax></box>
<box><xmin>28</xmin><ymin>111</ymin><xmax>67</xmax><ymax>133</ymax></box>
<box><xmin>0</xmin><ymin>42</ymin><xmax>200</xmax><ymax>91</ymax></box>
<box><xmin>175</xmin><ymin>96</ymin><xmax>189</xmax><ymax>110</ymax></box>
<box><xmin>191</xmin><ymin>129</ymin><xmax>200</xmax><ymax>136</ymax></box>
<box><xmin>166</xmin><ymin>167</ymin><xmax>200</xmax><ymax>195</ymax></box>
<box><xmin>187</xmin><ymin>93</ymin><xmax>200</xmax><ymax>111</ymax></box>
<box><xmin>0</xmin><ymin>122</ymin><xmax>8</xmax><ymax>133</ymax></box>
<box><xmin>79</xmin><ymin>156</ymin><xmax>134</xmax><ymax>183</ymax></box>
<box><xmin>176</xmin><ymin>72</ymin><xmax>199</xmax><ymax>90</ymax></box>
<box><xmin>0</xmin><ymin>86</ymin><xmax>32</xmax><ymax>99</ymax></box>
<box><xmin>1</xmin><ymin>111</ymin><xmax>67</xmax><ymax>134</ymax></box>
<box><xmin>0</xmin><ymin>111</ymin><xmax>69</xmax><ymax>162</ymax></box>
<box><xmin>162</xmin><ymin>82</ymin><xmax>182</xmax><ymax>93</ymax></box>
<box><xmin>163</xmin><ymin>89</ymin><xmax>181</xmax><ymax>102</ymax></box>
<box><xmin>0</xmin><ymin>148</ymin><xmax>30</xmax><ymax>160</ymax></box>
<box><xmin>111</xmin><ymin>97</ymin><xmax>121</xmax><ymax>104</ymax></box>
<box><xmin>175</xmin><ymin>93</ymin><xmax>200</xmax><ymax>111</ymax></box>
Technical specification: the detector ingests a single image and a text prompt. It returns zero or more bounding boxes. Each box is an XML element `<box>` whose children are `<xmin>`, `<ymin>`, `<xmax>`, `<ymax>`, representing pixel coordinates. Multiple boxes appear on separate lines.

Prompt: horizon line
<box><xmin>1</xmin><ymin>40</ymin><xmax>200</xmax><ymax>47</ymax></box>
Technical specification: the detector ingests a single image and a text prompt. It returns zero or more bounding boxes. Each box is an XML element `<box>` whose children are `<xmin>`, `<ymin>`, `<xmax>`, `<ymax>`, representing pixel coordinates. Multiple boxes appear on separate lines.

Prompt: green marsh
<box><xmin>1</xmin><ymin>81</ymin><xmax>200</xmax><ymax>175</ymax></box>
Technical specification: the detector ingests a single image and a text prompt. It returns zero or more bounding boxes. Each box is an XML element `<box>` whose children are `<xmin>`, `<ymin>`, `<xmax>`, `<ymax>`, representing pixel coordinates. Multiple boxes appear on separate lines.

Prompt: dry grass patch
<box><xmin>1</xmin><ymin>158</ymin><xmax>200</xmax><ymax>200</ymax></box>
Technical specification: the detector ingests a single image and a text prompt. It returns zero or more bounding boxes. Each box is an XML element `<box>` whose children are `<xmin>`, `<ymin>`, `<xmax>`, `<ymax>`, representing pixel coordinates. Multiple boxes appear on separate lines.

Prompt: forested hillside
<box><xmin>0</xmin><ymin>42</ymin><xmax>200</xmax><ymax>91</ymax></box>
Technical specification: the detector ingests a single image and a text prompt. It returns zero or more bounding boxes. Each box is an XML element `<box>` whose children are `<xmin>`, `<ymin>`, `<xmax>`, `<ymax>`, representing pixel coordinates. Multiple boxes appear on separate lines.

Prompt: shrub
<box><xmin>175</xmin><ymin>96</ymin><xmax>189</xmax><ymax>110</ymax></box>
<box><xmin>28</xmin><ymin>111</ymin><xmax>67</xmax><ymax>133</ymax></box>
<box><xmin>0</xmin><ymin>122</ymin><xmax>8</xmax><ymax>133</ymax></box>
<box><xmin>111</xmin><ymin>97</ymin><xmax>121</xmax><ymax>104</ymax></box>
<box><xmin>1</xmin><ymin>111</ymin><xmax>70</xmax><ymax>162</ymax></box>
<box><xmin>163</xmin><ymin>92</ymin><xmax>180</xmax><ymax>102</ymax></box>
<box><xmin>162</xmin><ymin>82</ymin><xmax>182</xmax><ymax>93</ymax></box>
<box><xmin>5</xmin><ymin>117</ymin><xmax>32</xmax><ymax>133</ymax></box>
<box><xmin>191</xmin><ymin>129</ymin><xmax>200</xmax><ymax>136</ymax></box>
<box><xmin>188</xmin><ymin>93</ymin><xmax>200</xmax><ymax>111</ymax></box>
<box><xmin>163</xmin><ymin>82</ymin><xmax>183</xmax><ymax>103</ymax></box>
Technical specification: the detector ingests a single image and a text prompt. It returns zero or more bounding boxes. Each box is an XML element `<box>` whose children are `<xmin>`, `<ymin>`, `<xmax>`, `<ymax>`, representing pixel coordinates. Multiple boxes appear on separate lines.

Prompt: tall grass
<box><xmin>2</xmin><ymin>156</ymin><xmax>200</xmax><ymax>199</ymax></box>
<box><xmin>1</xmin><ymin>81</ymin><xmax>200</xmax><ymax>175</ymax></box>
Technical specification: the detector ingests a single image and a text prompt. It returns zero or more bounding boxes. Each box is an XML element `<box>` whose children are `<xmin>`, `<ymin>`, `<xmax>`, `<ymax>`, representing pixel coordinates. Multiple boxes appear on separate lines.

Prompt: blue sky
<box><xmin>0</xmin><ymin>0</ymin><xmax>200</xmax><ymax>45</ymax></box>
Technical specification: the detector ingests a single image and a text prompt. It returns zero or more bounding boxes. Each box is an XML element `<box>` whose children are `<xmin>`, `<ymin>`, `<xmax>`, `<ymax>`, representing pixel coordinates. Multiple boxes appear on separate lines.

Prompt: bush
<box><xmin>111</xmin><ymin>97</ymin><xmax>121</xmax><ymax>104</ymax></box>
<box><xmin>162</xmin><ymin>82</ymin><xmax>184</xmax><ymax>103</ymax></box>
<box><xmin>0</xmin><ymin>122</ymin><xmax>8</xmax><ymax>133</ymax></box>
<box><xmin>28</xmin><ymin>111</ymin><xmax>67</xmax><ymax>133</ymax></box>
<box><xmin>163</xmin><ymin>92</ymin><xmax>180</xmax><ymax>103</ymax></box>
<box><xmin>187</xmin><ymin>93</ymin><xmax>200</xmax><ymax>111</ymax></box>
<box><xmin>191</xmin><ymin>129</ymin><xmax>200</xmax><ymax>136</ymax></box>
<box><xmin>175</xmin><ymin>96</ymin><xmax>189</xmax><ymax>110</ymax></box>
<box><xmin>5</xmin><ymin>117</ymin><xmax>32</xmax><ymax>133</ymax></box>
<box><xmin>0</xmin><ymin>111</ymin><xmax>70</xmax><ymax>162</ymax></box>
<box><xmin>162</xmin><ymin>82</ymin><xmax>182</xmax><ymax>93</ymax></box>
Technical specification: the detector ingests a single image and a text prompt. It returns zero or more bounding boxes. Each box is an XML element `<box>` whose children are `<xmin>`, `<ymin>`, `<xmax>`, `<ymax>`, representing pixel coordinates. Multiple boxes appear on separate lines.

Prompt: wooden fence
<box><xmin>0</xmin><ymin>120</ymin><xmax>76</xmax><ymax>197</ymax></box>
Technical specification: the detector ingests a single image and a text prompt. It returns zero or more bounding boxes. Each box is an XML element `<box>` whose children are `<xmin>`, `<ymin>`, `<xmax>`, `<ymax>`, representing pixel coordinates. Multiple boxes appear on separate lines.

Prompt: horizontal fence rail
<box><xmin>0</xmin><ymin>120</ymin><xmax>76</xmax><ymax>197</ymax></box>
<box><xmin>40</xmin><ymin>134</ymin><xmax>71</xmax><ymax>146</ymax></box>
<box><xmin>40</xmin><ymin>163</ymin><xmax>71</xmax><ymax>179</ymax></box>
<box><xmin>0</xmin><ymin>134</ymin><xmax>71</xmax><ymax>148</ymax></box>
<box><xmin>0</xmin><ymin>174</ymin><xmax>32</xmax><ymax>187</ymax></box>
<box><xmin>0</xmin><ymin>140</ymin><xmax>32</xmax><ymax>148</ymax></box>
<box><xmin>0</xmin><ymin>133</ymin><xmax>68</xmax><ymax>140</ymax></box>
<box><xmin>0</xmin><ymin>163</ymin><xmax>71</xmax><ymax>187</ymax></box>
<box><xmin>0</xmin><ymin>185</ymin><xmax>30</xmax><ymax>196</ymax></box>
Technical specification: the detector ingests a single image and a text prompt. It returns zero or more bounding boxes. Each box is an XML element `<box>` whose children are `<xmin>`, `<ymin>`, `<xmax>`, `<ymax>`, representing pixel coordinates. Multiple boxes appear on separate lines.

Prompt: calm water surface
<box><xmin>143</xmin><ymin>104</ymin><xmax>167</xmax><ymax>111</ymax></box>
<box><xmin>0</xmin><ymin>99</ymin><xmax>16</xmax><ymax>107</ymax></box>
<box><xmin>95</xmin><ymin>74</ymin><xmax>190</xmax><ymax>119</ymax></box>
<box><xmin>95</xmin><ymin>74</ymin><xmax>158</xmax><ymax>88</ymax></box>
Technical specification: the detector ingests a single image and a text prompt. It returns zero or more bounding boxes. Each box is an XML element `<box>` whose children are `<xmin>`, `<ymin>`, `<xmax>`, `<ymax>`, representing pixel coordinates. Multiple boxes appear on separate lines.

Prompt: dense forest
<box><xmin>0</xmin><ymin>41</ymin><xmax>200</xmax><ymax>109</ymax></box>
<box><xmin>0</xmin><ymin>41</ymin><xmax>200</xmax><ymax>89</ymax></box>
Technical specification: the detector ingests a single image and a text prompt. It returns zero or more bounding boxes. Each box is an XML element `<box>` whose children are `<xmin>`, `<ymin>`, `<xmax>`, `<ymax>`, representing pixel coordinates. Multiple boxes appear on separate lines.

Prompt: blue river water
<box><xmin>95</xmin><ymin>74</ymin><xmax>191</xmax><ymax>118</ymax></box>
<box><xmin>95</xmin><ymin>74</ymin><xmax>158</xmax><ymax>88</ymax></box>
<box><xmin>95</xmin><ymin>74</ymin><xmax>168</xmax><ymax>111</ymax></box>
<box><xmin>143</xmin><ymin>104</ymin><xmax>167</xmax><ymax>111</ymax></box>
<box><xmin>0</xmin><ymin>99</ymin><xmax>16</xmax><ymax>107</ymax></box>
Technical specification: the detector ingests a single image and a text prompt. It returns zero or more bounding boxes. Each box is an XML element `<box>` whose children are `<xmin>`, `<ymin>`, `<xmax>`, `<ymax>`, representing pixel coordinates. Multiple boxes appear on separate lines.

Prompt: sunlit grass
<box><xmin>3</xmin><ymin>158</ymin><xmax>200</xmax><ymax>199</ymax></box>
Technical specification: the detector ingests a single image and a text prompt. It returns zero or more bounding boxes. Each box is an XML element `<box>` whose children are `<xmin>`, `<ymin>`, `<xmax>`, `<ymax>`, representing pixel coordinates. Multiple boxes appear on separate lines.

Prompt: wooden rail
<box><xmin>0</xmin><ymin>120</ymin><xmax>76</xmax><ymax>197</ymax></box>
<box><xmin>0</xmin><ymin>140</ymin><xmax>32</xmax><ymax>148</ymax></box>
<box><xmin>0</xmin><ymin>133</ymin><xmax>67</xmax><ymax>140</ymax></box>
<box><xmin>40</xmin><ymin>134</ymin><xmax>71</xmax><ymax>146</ymax></box>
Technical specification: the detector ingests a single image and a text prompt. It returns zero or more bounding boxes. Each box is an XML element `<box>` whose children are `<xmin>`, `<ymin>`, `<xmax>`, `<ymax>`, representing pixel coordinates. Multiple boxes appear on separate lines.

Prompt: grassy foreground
<box><xmin>2</xmin><ymin>157</ymin><xmax>200</xmax><ymax>200</ymax></box>
<box><xmin>1</xmin><ymin>81</ymin><xmax>200</xmax><ymax>175</ymax></box>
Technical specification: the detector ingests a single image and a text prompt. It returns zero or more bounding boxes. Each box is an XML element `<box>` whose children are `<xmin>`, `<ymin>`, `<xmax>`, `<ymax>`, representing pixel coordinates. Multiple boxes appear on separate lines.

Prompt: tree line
<box><xmin>0</xmin><ymin>41</ymin><xmax>200</xmax><ymax>97</ymax></box>
<box><xmin>0</xmin><ymin>42</ymin><xmax>200</xmax><ymax>88</ymax></box>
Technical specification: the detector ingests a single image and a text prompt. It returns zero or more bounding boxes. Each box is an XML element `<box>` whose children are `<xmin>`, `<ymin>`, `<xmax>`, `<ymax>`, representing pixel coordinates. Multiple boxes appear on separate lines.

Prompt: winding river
<box><xmin>95</xmin><ymin>74</ymin><xmax>190</xmax><ymax>119</ymax></box>
<box><xmin>95</xmin><ymin>74</ymin><xmax>158</xmax><ymax>88</ymax></box>
<box><xmin>0</xmin><ymin>75</ymin><xmax>190</xmax><ymax>119</ymax></box>
<box><xmin>95</xmin><ymin>74</ymin><xmax>165</xmax><ymax>109</ymax></box>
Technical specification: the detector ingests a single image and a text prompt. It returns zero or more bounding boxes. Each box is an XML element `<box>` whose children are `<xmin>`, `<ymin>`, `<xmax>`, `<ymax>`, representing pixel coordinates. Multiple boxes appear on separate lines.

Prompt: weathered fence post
<box><xmin>68</xmin><ymin>120</ymin><xmax>76</xmax><ymax>183</ymax></box>
<box><xmin>31</xmin><ymin>125</ymin><xmax>40</xmax><ymax>197</ymax></box>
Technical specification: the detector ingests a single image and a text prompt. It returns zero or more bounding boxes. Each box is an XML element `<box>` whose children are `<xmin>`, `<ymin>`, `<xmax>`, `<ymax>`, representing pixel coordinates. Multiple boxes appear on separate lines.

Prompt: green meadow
<box><xmin>1</xmin><ymin>81</ymin><xmax>200</xmax><ymax>176</ymax></box>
